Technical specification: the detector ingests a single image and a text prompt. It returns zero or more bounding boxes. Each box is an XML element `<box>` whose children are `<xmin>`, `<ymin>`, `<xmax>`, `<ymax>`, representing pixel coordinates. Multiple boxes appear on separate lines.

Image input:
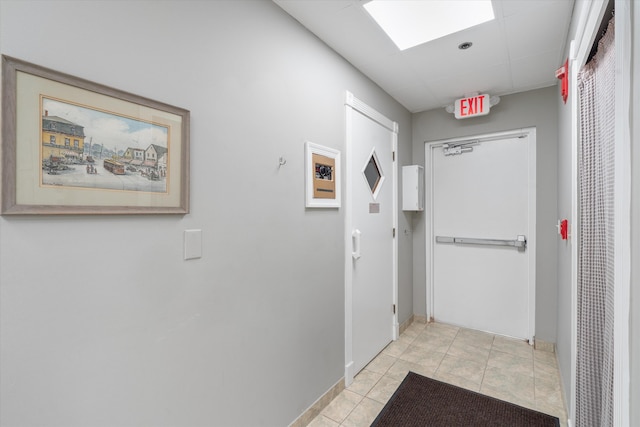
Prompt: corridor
<box><xmin>310</xmin><ymin>320</ymin><xmax>567</xmax><ymax>427</ymax></box>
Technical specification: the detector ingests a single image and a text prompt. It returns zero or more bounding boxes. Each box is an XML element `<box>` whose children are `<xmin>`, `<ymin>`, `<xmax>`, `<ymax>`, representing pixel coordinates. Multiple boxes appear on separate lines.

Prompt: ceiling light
<box><xmin>458</xmin><ymin>42</ymin><xmax>473</xmax><ymax>50</ymax></box>
<box><xmin>363</xmin><ymin>0</ymin><xmax>495</xmax><ymax>51</ymax></box>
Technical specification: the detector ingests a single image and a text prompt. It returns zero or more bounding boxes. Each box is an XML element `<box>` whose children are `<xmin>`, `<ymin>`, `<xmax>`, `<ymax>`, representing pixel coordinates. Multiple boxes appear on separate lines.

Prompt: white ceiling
<box><xmin>274</xmin><ymin>0</ymin><xmax>575</xmax><ymax>113</ymax></box>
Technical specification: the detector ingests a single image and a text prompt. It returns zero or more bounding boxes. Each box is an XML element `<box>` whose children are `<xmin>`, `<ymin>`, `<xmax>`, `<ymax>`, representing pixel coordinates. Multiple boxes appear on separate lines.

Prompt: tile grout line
<box><xmin>428</xmin><ymin>325</ymin><xmax>455</xmax><ymax>377</ymax></box>
<box><xmin>478</xmin><ymin>335</ymin><xmax>496</xmax><ymax>391</ymax></box>
<box><xmin>341</xmin><ymin>349</ymin><xmax>399</xmax><ymax>426</ymax></box>
<box><xmin>532</xmin><ymin>351</ymin><xmax>538</xmax><ymax>405</ymax></box>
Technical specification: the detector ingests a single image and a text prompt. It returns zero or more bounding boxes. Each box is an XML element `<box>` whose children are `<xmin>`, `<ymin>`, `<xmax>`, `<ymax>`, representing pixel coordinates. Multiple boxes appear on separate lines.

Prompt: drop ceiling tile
<box><xmin>359</xmin><ymin>55</ymin><xmax>423</xmax><ymax>91</ymax></box>
<box><xmin>425</xmin><ymin>62</ymin><xmax>513</xmax><ymax>106</ymax></box>
<box><xmin>385</xmin><ymin>84</ymin><xmax>441</xmax><ymax>113</ymax></box>
<box><xmin>499</xmin><ymin>0</ymin><xmax>551</xmax><ymax>18</ymax></box>
<box><xmin>510</xmin><ymin>49</ymin><xmax>563</xmax><ymax>89</ymax></box>
<box><xmin>503</xmin><ymin>0</ymin><xmax>574</xmax><ymax>61</ymax></box>
<box><xmin>403</xmin><ymin>21</ymin><xmax>510</xmax><ymax>83</ymax></box>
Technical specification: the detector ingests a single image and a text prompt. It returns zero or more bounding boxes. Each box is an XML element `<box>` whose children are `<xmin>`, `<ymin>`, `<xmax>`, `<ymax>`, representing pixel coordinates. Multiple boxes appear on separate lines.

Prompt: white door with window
<box><xmin>345</xmin><ymin>93</ymin><xmax>397</xmax><ymax>384</ymax></box>
<box><xmin>426</xmin><ymin>129</ymin><xmax>536</xmax><ymax>342</ymax></box>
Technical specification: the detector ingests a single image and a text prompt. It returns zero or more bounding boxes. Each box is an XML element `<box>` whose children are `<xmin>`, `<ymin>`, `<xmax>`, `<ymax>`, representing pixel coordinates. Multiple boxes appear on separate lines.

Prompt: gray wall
<box><xmin>0</xmin><ymin>1</ymin><xmax>412</xmax><ymax>426</ymax></box>
<box><xmin>631</xmin><ymin>1</ymin><xmax>639</xmax><ymax>424</ymax></box>
<box><xmin>554</xmin><ymin>0</ymin><xmax>588</xmax><ymax>415</ymax></box>
<box><xmin>411</xmin><ymin>86</ymin><xmax>559</xmax><ymax>342</ymax></box>
<box><xmin>555</xmin><ymin>78</ymin><xmax>574</xmax><ymax>416</ymax></box>
<box><xmin>554</xmin><ymin>0</ymin><xmax>578</xmax><ymax>406</ymax></box>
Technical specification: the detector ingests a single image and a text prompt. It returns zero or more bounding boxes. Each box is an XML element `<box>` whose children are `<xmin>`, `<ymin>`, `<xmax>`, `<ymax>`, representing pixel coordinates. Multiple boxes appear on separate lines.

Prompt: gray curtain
<box><xmin>576</xmin><ymin>16</ymin><xmax>615</xmax><ymax>427</ymax></box>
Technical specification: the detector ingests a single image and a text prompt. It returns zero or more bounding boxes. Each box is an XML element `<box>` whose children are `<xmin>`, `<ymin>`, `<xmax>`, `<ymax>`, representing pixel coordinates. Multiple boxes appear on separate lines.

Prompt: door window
<box><xmin>362</xmin><ymin>149</ymin><xmax>385</xmax><ymax>198</ymax></box>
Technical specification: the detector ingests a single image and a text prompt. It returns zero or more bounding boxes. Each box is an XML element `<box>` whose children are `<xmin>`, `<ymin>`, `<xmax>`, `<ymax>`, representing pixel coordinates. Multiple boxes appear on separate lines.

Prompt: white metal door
<box><xmin>428</xmin><ymin>129</ymin><xmax>536</xmax><ymax>341</ymax></box>
<box><xmin>345</xmin><ymin>93</ymin><xmax>397</xmax><ymax>382</ymax></box>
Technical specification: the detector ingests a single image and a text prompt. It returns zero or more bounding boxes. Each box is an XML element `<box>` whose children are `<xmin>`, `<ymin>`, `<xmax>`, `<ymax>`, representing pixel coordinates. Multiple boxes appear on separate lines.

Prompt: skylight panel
<box><xmin>363</xmin><ymin>0</ymin><xmax>495</xmax><ymax>50</ymax></box>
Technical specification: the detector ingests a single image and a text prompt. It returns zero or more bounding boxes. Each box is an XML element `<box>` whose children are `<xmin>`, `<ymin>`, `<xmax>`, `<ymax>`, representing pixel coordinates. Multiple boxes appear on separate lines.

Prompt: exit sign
<box><xmin>454</xmin><ymin>94</ymin><xmax>490</xmax><ymax>119</ymax></box>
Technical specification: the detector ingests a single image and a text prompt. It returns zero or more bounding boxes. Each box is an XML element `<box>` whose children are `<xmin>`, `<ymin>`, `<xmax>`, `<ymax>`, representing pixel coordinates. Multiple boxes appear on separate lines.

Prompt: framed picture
<box><xmin>305</xmin><ymin>141</ymin><xmax>340</xmax><ymax>208</ymax></box>
<box><xmin>1</xmin><ymin>55</ymin><xmax>189</xmax><ymax>215</ymax></box>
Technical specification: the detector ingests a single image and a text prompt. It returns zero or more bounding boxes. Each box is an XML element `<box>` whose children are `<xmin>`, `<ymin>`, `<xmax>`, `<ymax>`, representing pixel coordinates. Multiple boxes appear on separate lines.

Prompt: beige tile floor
<box><xmin>308</xmin><ymin>320</ymin><xmax>567</xmax><ymax>427</ymax></box>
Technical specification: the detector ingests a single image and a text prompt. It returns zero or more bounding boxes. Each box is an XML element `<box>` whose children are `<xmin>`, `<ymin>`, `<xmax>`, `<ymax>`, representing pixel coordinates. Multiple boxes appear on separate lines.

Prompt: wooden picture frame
<box><xmin>1</xmin><ymin>55</ymin><xmax>189</xmax><ymax>215</ymax></box>
<box><xmin>305</xmin><ymin>141</ymin><xmax>340</xmax><ymax>208</ymax></box>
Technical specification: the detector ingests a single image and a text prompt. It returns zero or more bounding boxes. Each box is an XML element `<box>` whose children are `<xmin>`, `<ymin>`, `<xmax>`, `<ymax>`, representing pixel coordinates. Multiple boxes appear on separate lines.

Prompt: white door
<box><xmin>427</xmin><ymin>129</ymin><xmax>536</xmax><ymax>341</ymax></box>
<box><xmin>345</xmin><ymin>93</ymin><xmax>397</xmax><ymax>383</ymax></box>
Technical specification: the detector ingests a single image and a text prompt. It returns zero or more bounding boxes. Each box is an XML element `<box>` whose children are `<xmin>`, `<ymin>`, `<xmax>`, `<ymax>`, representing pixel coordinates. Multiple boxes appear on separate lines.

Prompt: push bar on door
<box><xmin>436</xmin><ymin>235</ymin><xmax>527</xmax><ymax>250</ymax></box>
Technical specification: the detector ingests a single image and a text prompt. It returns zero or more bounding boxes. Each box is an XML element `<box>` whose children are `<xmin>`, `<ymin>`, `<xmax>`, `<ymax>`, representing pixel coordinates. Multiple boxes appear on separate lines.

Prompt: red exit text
<box><xmin>454</xmin><ymin>94</ymin><xmax>491</xmax><ymax>119</ymax></box>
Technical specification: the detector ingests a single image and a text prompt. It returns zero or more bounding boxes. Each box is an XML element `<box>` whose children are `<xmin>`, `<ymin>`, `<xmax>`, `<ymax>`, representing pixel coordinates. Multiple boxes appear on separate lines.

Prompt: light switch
<box><xmin>184</xmin><ymin>229</ymin><xmax>202</xmax><ymax>260</ymax></box>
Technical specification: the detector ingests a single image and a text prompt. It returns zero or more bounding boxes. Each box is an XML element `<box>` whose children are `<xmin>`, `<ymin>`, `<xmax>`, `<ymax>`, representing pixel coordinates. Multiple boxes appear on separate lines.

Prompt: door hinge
<box><xmin>393</xmin><ymin>304</ymin><xmax>396</xmax><ymax>314</ymax></box>
<box><xmin>393</xmin><ymin>228</ymin><xmax>396</xmax><ymax>238</ymax></box>
<box><xmin>392</xmin><ymin>151</ymin><xmax>396</xmax><ymax>161</ymax></box>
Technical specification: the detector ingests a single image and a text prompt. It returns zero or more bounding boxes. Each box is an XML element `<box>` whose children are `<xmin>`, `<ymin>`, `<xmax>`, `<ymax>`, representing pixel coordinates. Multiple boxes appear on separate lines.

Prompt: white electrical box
<box><xmin>402</xmin><ymin>165</ymin><xmax>424</xmax><ymax>211</ymax></box>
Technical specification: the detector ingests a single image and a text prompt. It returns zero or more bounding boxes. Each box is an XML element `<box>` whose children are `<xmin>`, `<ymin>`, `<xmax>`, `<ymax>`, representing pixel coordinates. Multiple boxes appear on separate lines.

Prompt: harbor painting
<box><xmin>2</xmin><ymin>55</ymin><xmax>189</xmax><ymax>215</ymax></box>
<box><xmin>41</xmin><ymin>98</ymin><xmax>169</xmax><ymax>193</ymax></box>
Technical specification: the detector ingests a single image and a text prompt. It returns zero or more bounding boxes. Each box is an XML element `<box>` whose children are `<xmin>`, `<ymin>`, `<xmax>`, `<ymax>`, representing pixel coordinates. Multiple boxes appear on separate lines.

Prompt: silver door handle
<box><xmin>436</xmin><ymin>235</ymin><xmax>527</xmax><ymax>250</ymax></box>
<box><xmin>352</xmin><ymin>229</ymin><xmax>361</xmax><ymax>260</ymax></box>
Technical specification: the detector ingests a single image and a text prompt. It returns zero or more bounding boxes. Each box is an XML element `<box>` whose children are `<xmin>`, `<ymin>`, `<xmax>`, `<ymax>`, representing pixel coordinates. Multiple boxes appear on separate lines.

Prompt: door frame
<box><xmin>344</xmin><ymin>91</ymin><xmax>398</xmax><ymax>386</ymax></box>
<box><xmin>424</xmin><ymin>127</ymin><xmax>537</xmax><ymax>343</ymax></box>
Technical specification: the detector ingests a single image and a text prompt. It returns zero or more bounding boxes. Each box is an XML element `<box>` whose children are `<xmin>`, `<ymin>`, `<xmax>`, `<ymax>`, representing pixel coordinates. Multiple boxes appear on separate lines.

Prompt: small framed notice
<box><xmin>305</xmin><ymin>141</ymin><xmax>340</xmax><ymax>208</ymax></box>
